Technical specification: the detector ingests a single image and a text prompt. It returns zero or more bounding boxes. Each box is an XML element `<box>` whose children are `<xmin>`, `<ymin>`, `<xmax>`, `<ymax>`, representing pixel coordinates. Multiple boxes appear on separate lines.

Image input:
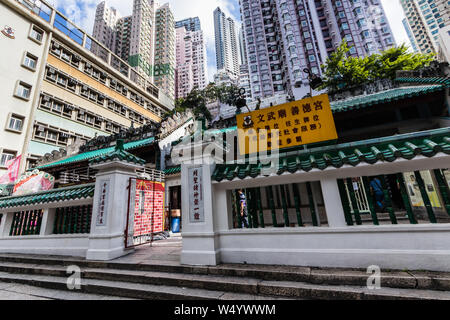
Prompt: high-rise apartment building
<box><xmin>114</xmin><ymin>16</ymin><xmax>132</xmax><ymax>61</ymax></box>
<box><xmin>175</xmin><ymin>18</ymin><xmax>207</xmax><ymax>99</ymax></box>
<box><xmin>128</xmin><ymin>0</ymin><xmax>157</xmax><ymax>80</ymax></box>
<box><xmin>400</xmin><ymin>0</ymin><xmax>450</xmax><ymax>54</ymax></box>
<box><xmin>239</xmin><ymin>0</ymin><xmax>395</xmax><ymax>100</ymax></box>
<box><xmin>92</xmin><ymin>1</ymin><xmax>121</xmax><ymax>52</ymax></box>
<box><xmin>238</xmin><ymin>25</ymin><xmax>248</xmax><ymax>66</ymax></box>
<box><xmin>175</xmin><ymin>17</ymin><xmax>201</xmax><ymax>32</ymax></box>
<box><xmin>438</xmin><ymin>25</ymin><xmax>450</xmax><ymax>63</ymax></box>
<box><xmin>0</xmin><ymin>0</ymin><xmax>172</xmax><ymax>175</ymax></box>
<box><xmin>154</xmin><ymin>3</ymin><xmax>176</xmax><ymax>101</ymax></box>
<box><xmin>92</xmin><ymin>0</ymin><xmax>167</xmax><ymax>82</ymax></box>
<box><xmin>214</xmin><ymin>7</ymin><xmax>240</xmax><ymax>79</ymax></box>
<box><xmin>403</xmin><ymin>18</ymin><xmax>419</xmax><ymax>52</ymax></box>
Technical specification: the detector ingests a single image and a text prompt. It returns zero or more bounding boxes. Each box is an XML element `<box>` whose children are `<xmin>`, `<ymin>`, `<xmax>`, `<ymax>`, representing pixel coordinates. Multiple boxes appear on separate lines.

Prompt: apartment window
<box><xmin>0</xmin><ymin>151</ymin><xmax>16</xmax><ymax>167</ymax></box>
<box><xmin>22</xmin><ymin>52</ymin><xmax>38</xmax><ymax>71</ymax></box>
<box><xmin>29</xmin><ymin>25</ymin><xmax>44</xmax><ymax>44</ymax></box>
<box><xmin>15</xmin><ymin>82</ymin><xmax>32</xmax><ymax>100</ymax></box>
<box><xmin>6</xmin><ymin>114</ymin><xmax>24</xmax><ymax>132</ymax></box>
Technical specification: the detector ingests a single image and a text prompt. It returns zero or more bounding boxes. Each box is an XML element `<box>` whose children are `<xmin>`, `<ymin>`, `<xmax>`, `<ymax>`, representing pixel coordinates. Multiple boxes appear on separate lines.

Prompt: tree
<box><xmin>167</xmin><ymin>83</ymin><xmax>241</xmax><ymax>122</ymax></box>
<box><xmin>320</xmin><ymin>41</ymin><xmax>435</xmax><ymax>91</ymax></box>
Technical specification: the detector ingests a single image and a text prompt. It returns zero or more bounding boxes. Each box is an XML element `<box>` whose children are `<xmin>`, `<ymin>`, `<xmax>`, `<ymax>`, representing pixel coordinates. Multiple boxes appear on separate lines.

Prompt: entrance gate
<box><xmin>344</xmin><ymin>178</ymin><xmax>371</xmax><ymax>214</ymax></box>
<box><xmin>125</xmin><ymin>172</ymin><xmax>165</xmax><ymax>248</ymax></box>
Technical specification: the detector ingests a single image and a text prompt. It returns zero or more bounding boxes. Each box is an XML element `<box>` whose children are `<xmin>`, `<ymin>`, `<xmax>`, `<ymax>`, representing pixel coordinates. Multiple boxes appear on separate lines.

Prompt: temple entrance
<box><xmin>125</xmin><ymin>177</ymin><xmax>166</xmax><ymax>248</ymax></box>
<box><xmin>169</xmin><ymin>185</ymin><xmax>182</xmax><ymax>233</ymax></box>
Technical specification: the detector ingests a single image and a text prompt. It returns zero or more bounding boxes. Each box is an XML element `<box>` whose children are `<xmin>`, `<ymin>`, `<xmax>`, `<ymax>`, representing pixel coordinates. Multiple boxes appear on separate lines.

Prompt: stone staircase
<box><xmin>0</xmin><ymin>254</ymin><xmax>449</xmax><ymax>300</ymax></box>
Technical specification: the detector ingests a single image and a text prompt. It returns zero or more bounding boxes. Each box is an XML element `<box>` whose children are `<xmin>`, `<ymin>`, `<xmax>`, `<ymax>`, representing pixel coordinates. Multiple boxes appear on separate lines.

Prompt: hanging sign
<box><xmin>188</xmin><ymin>167</ymin><xmax>204</xmax><ymax>223</ymax></box>
<box><xmin>236</xmin><ymin>93</ymin><xmax>338</xmax><ymax>155</ymax></box>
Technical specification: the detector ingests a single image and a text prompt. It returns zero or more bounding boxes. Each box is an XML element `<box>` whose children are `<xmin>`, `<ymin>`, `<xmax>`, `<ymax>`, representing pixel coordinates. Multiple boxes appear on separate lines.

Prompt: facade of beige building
<box><xmin>0</xmin><ymin>0</ymin><xmax>173</xmax><ymax>176</ymax></box>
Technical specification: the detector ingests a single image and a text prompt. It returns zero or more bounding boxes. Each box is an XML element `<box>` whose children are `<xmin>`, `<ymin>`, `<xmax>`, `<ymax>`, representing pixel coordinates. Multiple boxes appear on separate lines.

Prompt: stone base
<box><xmin>181</xmin><ymin>249</ymin><xmax>220</xmax><ymax>266</ymax></box>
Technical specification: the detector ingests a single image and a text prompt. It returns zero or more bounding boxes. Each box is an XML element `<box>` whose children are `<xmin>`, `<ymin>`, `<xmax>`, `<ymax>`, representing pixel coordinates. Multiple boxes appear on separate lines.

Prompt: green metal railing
<box><xmin>9</xmin><ymin>210</ymin><xmax>44</xmax><ymax>236</ymax></box>
<box><xmin>53</xmin><ymin>205</ymin><xmax>93</xmax><ymax>234</ymax></box>
<box><xmin>232</xmin><ymin>182</ymin><xmax>323</xmax><ymax>229</ymax></box>
<box><xmin>338</xmin><ymin>169</ymin><xmax>450</xmax><ymax>226</ymax></box>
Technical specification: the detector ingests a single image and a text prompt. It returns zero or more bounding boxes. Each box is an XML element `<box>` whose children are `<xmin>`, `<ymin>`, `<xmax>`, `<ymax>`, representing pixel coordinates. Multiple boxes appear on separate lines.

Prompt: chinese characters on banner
<box><xmin>188</xmin><ymin>167</ymin><xmax>204</xmax><ymax>223</ymax></box>
<box><xmin>96</xmin><ymin>180</ymin><xmax>109</xmax><ymax>226</ymax></box>
<box><xmin>236</xmin><ymin>94</ymin><xmax>338</xmax><ymax>155</ymax></box>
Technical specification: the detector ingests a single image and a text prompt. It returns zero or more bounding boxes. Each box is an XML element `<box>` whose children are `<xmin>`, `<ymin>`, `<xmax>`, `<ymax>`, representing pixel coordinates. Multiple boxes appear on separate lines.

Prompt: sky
<box><xmin>47</xmin><ymin>0</ymin><xmax>412</xmax><ymax>82</ymax></box>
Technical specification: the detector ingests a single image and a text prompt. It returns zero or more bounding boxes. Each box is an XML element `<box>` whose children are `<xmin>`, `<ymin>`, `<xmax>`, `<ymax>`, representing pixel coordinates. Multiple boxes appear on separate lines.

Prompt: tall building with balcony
<box><xmin>403</xmin><ymin>18</ymin><xmax>419</xmax><ymax>52</ymax></box>
<box><xmin>92</xmin><ymin>0</ymin><xmax>159</xmax><ymax>81</ymax></box>
<box><xmin>239</xmin><ymin>0</ymin><xmax>395</xmax><ymax>100</ymax></box>
<box><xmin>0</xmin><ymin>0</ymin><xmax>173</xmax><ymax>175</ymax></box>
<box><xmin>214</xmin><ymin>7</ymin><xmax>240</xmax><ymax>79</ymax></box>
<box><xmin>400</xmin><ymin>0</ymin><xmax>450</xmax><ymax>55</ymax></box>
<box><xmin>92</xmin><ymin>1</ymin><xmax>121</xmax><ymax>52</ymax></box>
<box><xmin>175</xmin><ymin>17</ymin><xmax>201</xmax><ymax>32</ymax></box>
<box><xmin>175</xmin><ymin>19</ymin><xmax>207</xmax><ymax>99</ymax></box>
<box><xmin>154</xmin><ymin>3</ymin><xmax>176</xmax><ymax>101</ymax></box>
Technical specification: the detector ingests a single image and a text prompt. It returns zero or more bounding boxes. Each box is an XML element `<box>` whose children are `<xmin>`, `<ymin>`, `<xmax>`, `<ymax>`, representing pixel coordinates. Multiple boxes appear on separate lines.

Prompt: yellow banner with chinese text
<box><xmin>236</xmin><ymin>94</ymin><xmax>338</xmax><ymax>155</ymax></box>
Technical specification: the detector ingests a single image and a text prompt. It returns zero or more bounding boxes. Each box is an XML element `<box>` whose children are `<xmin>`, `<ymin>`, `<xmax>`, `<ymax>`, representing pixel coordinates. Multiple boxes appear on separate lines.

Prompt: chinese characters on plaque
<box><xmin>236</xmin><ymin>94</ymin><xmax>338</xmax><ymax>155</ymax></box>
<box><xmin>188</xmin><ymin>167</ymin><xmax>204</xmax><ymax>223</ymax></box>
<box><xmin>96</xmin><ymin>180</ymin><xmax>109</xmax><ymax>226</ymax></box>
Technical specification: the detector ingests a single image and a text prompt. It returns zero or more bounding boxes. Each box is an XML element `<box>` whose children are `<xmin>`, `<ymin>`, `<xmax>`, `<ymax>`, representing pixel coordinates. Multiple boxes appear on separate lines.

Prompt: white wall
<box><xmin>0</xmin><ymin>4</ymin><xmax>49</xmax><ymax>173</ymax></box>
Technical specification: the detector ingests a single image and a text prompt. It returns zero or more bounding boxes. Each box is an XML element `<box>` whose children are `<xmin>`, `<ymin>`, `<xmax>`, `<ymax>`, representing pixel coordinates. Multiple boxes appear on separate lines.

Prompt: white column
<box><xmin>180</xmin><ymin>161</ymin><xmax>219</xmax><ymax>265</ymax></box>
<box><xmin>320</xmin><ymin>178</ymin><xmax>348</xmax><ymax>228</ymax></box>
<box><xmin>180</xmin><ymin>140</ymin><xmax>226</xmax><ymax>266</ymax></box>
<box><xmin>86</xmin><ymin>161</ymin><xmax>142</xmax><ymax>261</ymax></box>
<box><xmin>40</xmin><ymin>209</ymin><xmax>52</xmax><ymax>236</ymax></box>
<box><xmin>0</xmin><ymin>213</ymin><xmax>10</xmax><ymax>237</ymax></box>
<box><xmin>1</xmin><ymin>213</ymin><xmax>15</xmax><ymax>238</ymax></box>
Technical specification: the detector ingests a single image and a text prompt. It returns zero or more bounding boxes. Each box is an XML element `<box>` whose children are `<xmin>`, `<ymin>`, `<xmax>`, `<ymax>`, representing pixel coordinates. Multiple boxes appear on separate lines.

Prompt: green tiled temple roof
<box><xmin>90</xmin><ymin>140</ymin><xmax>146</xmax><ymax>166</ymax></box>
<box><xmin>0</xmin><ymin>184</ymin><xmax>95</xmax><ymax>209</ymax></box>
<box><xmin>330</xmin><ymin>85</ymin><xmax>444</xmax><ymax>113</ymax></box>
<box><xmin>164</xmin><ymin>166</ymin><xmax>181</xmax><ymax>176</ymax></box>
<box><xmin>211</xmin><ymin>128</ymin><xmax>450</xmax><ymax>182</ymax></box>
<box><xmin>37</xmin><ymin>137</ymin><xmax>154</xmax><ymax>170</ymax></box>
<box><xmin>396</xmin><ymin>77</ymin><xmax>450</xmax><ymax>87</ymax></box>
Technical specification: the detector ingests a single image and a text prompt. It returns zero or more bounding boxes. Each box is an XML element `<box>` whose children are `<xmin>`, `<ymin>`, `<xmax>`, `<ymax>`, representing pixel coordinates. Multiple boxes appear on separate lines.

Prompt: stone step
<box><xmin>0</xmin><ymin>272</ymin><xmax>283</xmax><ymax>300</ymax></box>
<box><xmin>0</xmin><ymin>254</ymin><xmax>449</xmax><ymax>292</ymax></box>
<box><xmin>0</xmin><ymin>268</ymin><xmax>449</xmax><ymax>300</ymax></box>
<box><xmin>0</xmin><ymin>281</ymin><xmax>135</xmax><ymax>300</ymax></box>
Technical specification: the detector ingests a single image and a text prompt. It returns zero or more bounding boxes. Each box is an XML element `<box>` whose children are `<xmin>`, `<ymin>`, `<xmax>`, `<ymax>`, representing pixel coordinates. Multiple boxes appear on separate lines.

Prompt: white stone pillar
<box><xmin>180</xmin><ymin>140</ymin><xmax>225</xmax><ymax>266</ymax></box>
<box><xmin>320</xmin><ymin>178</ymin><xmax>348</xmax><ymax>228</ymax></box>
<box><xmin>0</xmin><ymin>213</ymin><xmax>10</xmax><ymax>237</ymax></box>
<box><xmin>86</xmin><ymin>160</ymin><xmax>143</xmax><ymax>261</ymax></box>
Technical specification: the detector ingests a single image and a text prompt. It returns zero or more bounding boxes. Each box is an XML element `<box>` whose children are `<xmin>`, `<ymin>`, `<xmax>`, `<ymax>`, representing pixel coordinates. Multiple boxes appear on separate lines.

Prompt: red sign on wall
<box><xmin>130</xmin><ymin>179</ymin><xmax>165</xmax><ymax>246</ymax></box>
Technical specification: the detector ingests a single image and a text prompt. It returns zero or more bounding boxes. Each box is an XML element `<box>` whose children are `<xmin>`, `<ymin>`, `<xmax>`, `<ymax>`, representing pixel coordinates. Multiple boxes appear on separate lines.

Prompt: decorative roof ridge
<box><xmin>0</xmin><ymin>183</ymin><xmax>95</xmax><ymax>201</ymax></box>
<box><xmin>89</xmin><ymin>139</ymin><xmax>146</xmax><ymax>166</ymax></box>
<box><xmin>219</xmin><ymin>127</ymin><xmax>450</xmax><ymax>165</ymax></box>
<box><xmin>36</xmin><ymin>137</ymin><xmax>154</xmax><ymax>170</ymax></box>
<box><xmin>212</xmin><ymin>129</ymin><xmax>450</xmax><ymax>182</ymax></box>
<box><xmin>331</xmin><ymin>84</ymin><xmax>444</xmax><ymax>105</ymax></box>
<box><xmin>277</xmin><ymin>127</ymin><xmax>450</xmax><ymax>158</ymax></box>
